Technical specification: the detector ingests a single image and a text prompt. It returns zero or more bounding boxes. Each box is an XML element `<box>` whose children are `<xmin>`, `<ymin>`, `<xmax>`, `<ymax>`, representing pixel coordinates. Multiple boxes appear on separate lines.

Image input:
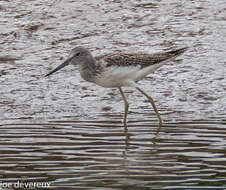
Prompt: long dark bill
<box><xmin>45</xmin><ymin>56</ymin><xmax>74</xmax><ymax>77</ymax></box>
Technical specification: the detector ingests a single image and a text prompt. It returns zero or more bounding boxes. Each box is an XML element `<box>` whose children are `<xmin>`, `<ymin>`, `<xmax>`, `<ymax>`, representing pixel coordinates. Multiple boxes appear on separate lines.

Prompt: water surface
<box><xmin>0</xmin><ymin>0</ymin><xmax>226</xmax><ymax>189</ymax></box>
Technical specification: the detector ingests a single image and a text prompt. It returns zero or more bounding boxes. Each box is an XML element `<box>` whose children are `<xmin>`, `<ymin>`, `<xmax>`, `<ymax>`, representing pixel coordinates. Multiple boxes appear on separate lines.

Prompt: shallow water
<box><xmin>0</xmin><ymin>0</ymin><xmax>226</xmax><ymax>189</ymax></box>
<box><xmin>1</xmin><ymin>120</ymin><xmax>226</xmax><ymax>189</ymax></box>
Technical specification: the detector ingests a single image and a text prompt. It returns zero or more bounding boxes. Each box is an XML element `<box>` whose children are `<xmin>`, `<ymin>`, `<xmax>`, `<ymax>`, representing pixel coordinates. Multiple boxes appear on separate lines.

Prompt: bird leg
<box><xmin>118</xmin><ymin>87</ymin><xmax>129</xmax><ymax>129</ymax></box>
<box><xmin>136</xmin><ymin>87</ymin><xmax>162</xmax><ymax>136</ymax></box>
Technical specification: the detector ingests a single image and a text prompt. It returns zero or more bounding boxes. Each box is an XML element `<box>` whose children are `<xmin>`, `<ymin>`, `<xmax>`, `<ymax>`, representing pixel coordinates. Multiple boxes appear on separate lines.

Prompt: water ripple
<box><xmin>0</xmin><ymin>120</ymin><xmax>226</xmax><ymax>189</ymax></box>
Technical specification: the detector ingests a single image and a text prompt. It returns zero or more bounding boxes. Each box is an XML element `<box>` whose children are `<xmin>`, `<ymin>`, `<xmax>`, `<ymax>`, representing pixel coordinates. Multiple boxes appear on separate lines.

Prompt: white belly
<box><xmin>93</xmin><ymin>59</ymin><xmax>171</xmax><ymax>88</ymax></box>
<box><xmin>94</xmin><ymin>65</ymin><xmax>141</xmax><ymax>88</ymax></box>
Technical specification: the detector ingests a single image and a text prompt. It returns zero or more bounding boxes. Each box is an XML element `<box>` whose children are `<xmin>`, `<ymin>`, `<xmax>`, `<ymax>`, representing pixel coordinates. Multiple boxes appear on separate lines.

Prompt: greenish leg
<box><xmin>118</xmin><ymin>87</ymin><xmax>129</xmax><ymax>128</ymax></box>
<box><xmin>136</xmin><ymin>87</ymin><xmax>162</xmax><ymax>135</ymax></box>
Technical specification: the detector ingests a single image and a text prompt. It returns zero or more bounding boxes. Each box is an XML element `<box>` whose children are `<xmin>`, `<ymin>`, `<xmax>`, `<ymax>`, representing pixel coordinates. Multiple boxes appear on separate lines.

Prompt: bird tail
<box><xmin>167</xmin><ymin>47</ymin><xmax>188</xmax><ymax>57</ymax></box>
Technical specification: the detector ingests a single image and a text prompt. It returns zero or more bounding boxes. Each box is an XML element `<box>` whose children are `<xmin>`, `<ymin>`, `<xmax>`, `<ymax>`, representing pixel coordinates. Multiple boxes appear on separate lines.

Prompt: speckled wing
<box><xmin>96</xmin><ymin>47</ymin><xmax>188</xmax><ymax>68</ymax></box>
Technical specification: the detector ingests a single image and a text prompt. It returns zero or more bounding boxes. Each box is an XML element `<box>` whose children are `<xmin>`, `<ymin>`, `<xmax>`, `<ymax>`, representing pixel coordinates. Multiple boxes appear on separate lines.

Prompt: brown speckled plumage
<box><xmin>96</xmin><ymin>47</ymin><xmax>188</xmax><ymax>68</ymax></box>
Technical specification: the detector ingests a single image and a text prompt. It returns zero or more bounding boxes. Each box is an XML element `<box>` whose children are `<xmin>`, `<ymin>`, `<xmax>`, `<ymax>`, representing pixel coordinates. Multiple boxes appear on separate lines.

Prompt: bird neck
<box><xmin>79</xmin><ymin>58</ymin><xmax>97</xmax><ymax>82</ymax></box>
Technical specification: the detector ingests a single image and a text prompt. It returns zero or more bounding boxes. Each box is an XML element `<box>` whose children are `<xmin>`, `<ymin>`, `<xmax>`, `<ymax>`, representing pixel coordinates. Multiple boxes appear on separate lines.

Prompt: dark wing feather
<box><xmin>95</xmin><ymin>47</ymin><xmax>188</xmax><ymax>68</ymax></box>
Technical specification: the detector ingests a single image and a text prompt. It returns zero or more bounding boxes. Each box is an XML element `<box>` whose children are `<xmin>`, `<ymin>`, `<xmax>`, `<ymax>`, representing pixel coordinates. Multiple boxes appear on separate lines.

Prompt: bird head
<box><xmin>45</xmin><ymin>46</ymin><xmax>92</xmax><ymax>77</ymax></box>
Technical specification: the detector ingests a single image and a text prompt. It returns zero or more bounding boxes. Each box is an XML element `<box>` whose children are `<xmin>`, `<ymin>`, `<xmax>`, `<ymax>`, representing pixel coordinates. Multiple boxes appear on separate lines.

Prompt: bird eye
<box><xmin>75</xmin><ymin>52</ymin><xmax>81</xmax><ymax>56</ymax></box>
